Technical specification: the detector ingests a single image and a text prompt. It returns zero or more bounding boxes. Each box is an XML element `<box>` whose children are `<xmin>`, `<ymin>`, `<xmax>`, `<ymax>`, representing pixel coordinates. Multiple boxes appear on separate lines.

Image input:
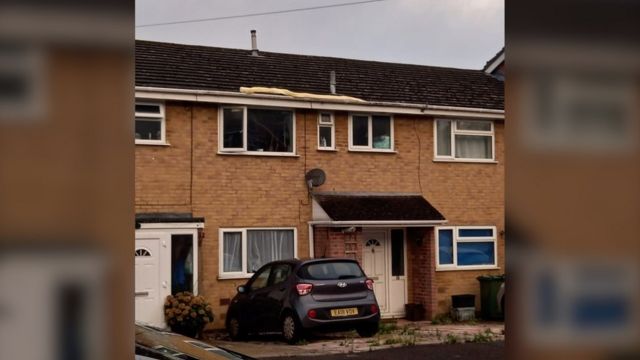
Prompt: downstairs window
<box><xmin>436</xmin><ymin>226</ymin><xmax>497</xmax><ymax>270</ymax></box>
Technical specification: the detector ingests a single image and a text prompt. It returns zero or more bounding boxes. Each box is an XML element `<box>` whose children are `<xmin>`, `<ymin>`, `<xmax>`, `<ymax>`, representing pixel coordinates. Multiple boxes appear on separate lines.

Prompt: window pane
<box><xmin>247</xmin><ymin>109</ymin><xmax>293</xmax><ymax>152</ymax></box>
<box><xmin>436</xmin><ymin>120</ymin><xmax>452</xmax><ymax>156</ymax></box>
<box><xmin>250</xmin><ymin>266</ymin><xmax>271</xmax><ymax>290</ymax></box>
<box><xmin>455</xmin><ymin>135</ymin><xmax>492</xmax><ymax>159</ymax></box>
<box><xmin>372</xmin><ymin>116</ymin><xmax>391</xmax><ymax>149</ymax></box>
<box><xmin>457</xmin><ymin>242</ymin><xmax>495</xmax><ymax>266</ymax></box>
<box><xmin>135</xmin><ymin>103</ymin><xmax>161</xmax><ymax>114</ymax></box>
<box><xmin>457</xmin><ymin>120</ymin><xmax>492</xmax><ymax>131</ymax></box>
<box><xmin>319</xmin><ymin>126</ymin><xmax>332</xmax><ymax>148</ymax></box>
<box><xmin>319</xmin><ymin>113</ymin><xmax>332</xmax><ymax>124</ymax></box>
<box><xmin>438</xmin><ymin>229</ymin><xmax>454</xmax><ymax>265</ymax></box>
<box><xmin>298</xmin><ymin>261</ymin><xmax>364</xmax><ymax>280</ymax></box>
<box><xmin>223</xmin><ymin>232</ymin><xmax>242</xmax><ymax>272</ymax></box>
<box><xmin>171</xmin><ymin>234</ymin><xmax>194</xmax><ymax>294</ymax></box>
<box><xmin>223</xmin><ymin>108</ymin><xmax>244</xmax><ymax>148</ymax></box>
<box><xmin>391</xmin><ymin>229</ymin><xmax>404</xmax><ymax>276</ymax></box>
<box><xmin>247</xmin><ymin>230</ymin><xmax>294</xmax><ymax>272</ymax></box>
<box><xmin>352</xmin><ymin>115</ymin><xmax>369</xmax><ymax>146</ymax></box>
<box><xmin>135</xmin><ymin>118</ymin><xmax>161</xmax><ymax>140</ymax></box>
<box><xmin>459</xmin><ymin>228</ymin><xmax>494</xmax><ymax>237</ymax></box>
<box><xmin>270</xmin><ymin>264</ymin><xmax>292</xmax><ymax>286</ymax></box>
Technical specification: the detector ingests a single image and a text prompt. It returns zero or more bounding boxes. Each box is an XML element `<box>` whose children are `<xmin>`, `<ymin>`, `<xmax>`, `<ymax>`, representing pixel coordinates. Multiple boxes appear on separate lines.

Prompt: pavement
<box><xmin>202</xmin><ymin>319</ymin><xmax>505</xmax><ymax>359</ymax></box>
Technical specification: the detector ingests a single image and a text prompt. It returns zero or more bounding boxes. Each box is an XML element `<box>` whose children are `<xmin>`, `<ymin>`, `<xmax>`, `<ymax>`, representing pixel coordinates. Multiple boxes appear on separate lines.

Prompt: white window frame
<box><xmin>135</xmin><ymin>101</ymin><xmax>166</xmax><ymax>145</ymax></box>
<box><xmin>218</xmin><ymin>106</ymin><xmax>297</xmax><ymax>156</ymax></box>
<box><xmin>433</xmin><ymin>119</ymin><xmax>495</xmax><ymax>162</ymax></box>
<box><xmin>348</xmin><ymin>113</ymin><xmax>394</xmax><ymax>152</ymax></box>
<box><xmin>218</xmin><ymin>227</ymin><xmax>298</xmax><ymax>279</ymax></box>
<box><xmin>435</xmin><ymin>225</ymin><xmax>498</xmax><ymax>271</ymax></box>
<box><xmin>317</xmin><ymin>112</ymin><xmax>335</xmax><ymax>151</ymax></box>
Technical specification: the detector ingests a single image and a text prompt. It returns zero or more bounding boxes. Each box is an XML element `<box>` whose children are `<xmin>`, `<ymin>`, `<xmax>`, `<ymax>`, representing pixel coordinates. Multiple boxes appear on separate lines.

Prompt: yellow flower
<box><xmin>182</xmin><ymin>309</ymin><xmax>189</xmax><ymax>316</ymax></box>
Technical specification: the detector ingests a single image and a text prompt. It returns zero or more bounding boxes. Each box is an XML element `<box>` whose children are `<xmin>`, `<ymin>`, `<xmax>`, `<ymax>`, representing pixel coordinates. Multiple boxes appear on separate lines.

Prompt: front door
<box><xmin>362</xmin><ymin>230</ymin><xmax>388</xmax><ymax>314</ymax></box>
<box><xmin>362</xmin><ymin>229</ymin><xmax>407</xmax><ymax>318</ymax></box>
<box><xmin>135</xmin><ymin>232</ymin><xmax>171</xmax><ymax>327</ymax></box>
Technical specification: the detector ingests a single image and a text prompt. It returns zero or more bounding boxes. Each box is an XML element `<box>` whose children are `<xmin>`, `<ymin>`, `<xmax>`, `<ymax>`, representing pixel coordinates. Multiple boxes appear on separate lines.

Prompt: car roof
<box><xmin>265</xmin><ymin>257</ymin><xmax>359</xmax><ymax>268</ymax></box>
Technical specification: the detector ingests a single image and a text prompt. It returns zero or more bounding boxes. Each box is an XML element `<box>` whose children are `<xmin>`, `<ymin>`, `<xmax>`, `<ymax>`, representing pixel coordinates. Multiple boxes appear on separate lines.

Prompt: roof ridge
<box><xmin>135</xmin><ymin>39</ymin><xmax>488</xmax><ymax>73</ymax></box>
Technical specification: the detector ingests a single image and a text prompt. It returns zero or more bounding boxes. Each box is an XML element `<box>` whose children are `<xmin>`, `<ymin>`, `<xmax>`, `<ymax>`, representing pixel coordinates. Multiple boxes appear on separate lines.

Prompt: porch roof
<box><xmin>312</xmin><ymin>192</ymin><xmax>446</xmax><ymax>223</ymax></box>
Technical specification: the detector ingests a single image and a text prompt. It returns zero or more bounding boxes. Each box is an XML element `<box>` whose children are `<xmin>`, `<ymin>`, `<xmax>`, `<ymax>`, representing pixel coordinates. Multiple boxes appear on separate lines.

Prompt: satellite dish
<box><xmin>305</xmin><ymin>168</ymin><xmax>326</xmax><ymax>188</ymax></box>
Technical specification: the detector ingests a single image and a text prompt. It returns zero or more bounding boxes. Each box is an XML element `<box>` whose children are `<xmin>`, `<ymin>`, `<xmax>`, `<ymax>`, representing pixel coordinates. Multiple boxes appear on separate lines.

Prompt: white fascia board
<box><xmin>135</xmin><ymin>87</ymin><xmax>504</xmax><ymax>120</ymax></box>
<box><xmin>484</xmin><ymin>52</ymin><xmax>505</xmax><ymax>75</ymax></box>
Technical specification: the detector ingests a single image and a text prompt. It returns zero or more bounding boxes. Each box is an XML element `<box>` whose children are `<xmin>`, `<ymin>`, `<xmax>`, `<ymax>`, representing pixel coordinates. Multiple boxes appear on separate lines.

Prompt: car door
<box><xmin>264</xmin><ymin>263</ymin><xmax>292</xmax><ymax>331</ymax></box>
<box><xmin>246</xmin><ymin>265</ymin><xmax>272</xmax><ymax>332</ymax></box>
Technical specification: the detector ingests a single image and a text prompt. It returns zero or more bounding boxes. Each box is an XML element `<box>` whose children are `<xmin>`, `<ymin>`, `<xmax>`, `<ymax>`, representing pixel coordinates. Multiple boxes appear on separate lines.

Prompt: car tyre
<box><xmin>227</xmin><ymin>315</ymin><xmax>246</xmax><ymax>341</ymax></box>
<box><xmin>282</xmin><ymin>313</ymin><xmax>304</xmax><ymax>344</ymax></box>
<box><xmin>356</xmin><ymin>322</ymin><xmax>379</xmax><ymax>338</ymax></box>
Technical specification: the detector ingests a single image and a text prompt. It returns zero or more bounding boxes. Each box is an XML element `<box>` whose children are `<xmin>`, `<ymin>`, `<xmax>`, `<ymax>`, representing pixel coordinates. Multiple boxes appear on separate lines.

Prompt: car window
<box><xmin>249</xmin><ymin>266</ymin><xmax>271</xmax><ymax>290</ymax></box>
<box><xmin>269</xmin><ymin>264</ymin><xmax>291</xmax><ymax>286</ymax></box>
<box><xmin>298</xmin><ymin>261</ymin><xmax>364</xmax><ymax>280</ymax></box>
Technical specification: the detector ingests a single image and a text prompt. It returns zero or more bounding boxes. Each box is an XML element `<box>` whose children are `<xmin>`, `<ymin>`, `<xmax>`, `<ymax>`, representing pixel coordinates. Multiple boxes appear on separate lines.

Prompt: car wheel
<box><xmin>227</xmin><ymin>315</ymin><xmax>246</xmax><ymax>341</ymax></box>
<box><xmin>356</xmin><ymin>322</ymin><xmax>379</xmax><ymax>337</ymax></box>
<box><xmin>282</xmin><ymin>313</ymin><xmax>304</xmax><ymax>344</ymax></box>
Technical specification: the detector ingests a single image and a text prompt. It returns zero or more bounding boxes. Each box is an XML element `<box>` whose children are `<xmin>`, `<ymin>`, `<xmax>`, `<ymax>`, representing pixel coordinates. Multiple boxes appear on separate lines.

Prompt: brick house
<box><xmin>134</xmin><ymin>38</ymin><xmax>504</xmax><ymax>329</ymax></box>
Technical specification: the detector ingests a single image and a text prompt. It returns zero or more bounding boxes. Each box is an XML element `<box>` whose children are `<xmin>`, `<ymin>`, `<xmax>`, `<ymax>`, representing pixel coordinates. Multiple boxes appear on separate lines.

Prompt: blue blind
<box><xmin>459</xmin><ymin>228</ymin><xmax>494</xmax><ymax>237</ymax></box>
<box><xmin>457</xmin><ymin>242</ymin><xmax>495</xmax><ymax>266</ymax></box>
<box><xmin>438</xmin><ymin>229</ymin><xmax>454</xmax><ymax>265</ymax></box>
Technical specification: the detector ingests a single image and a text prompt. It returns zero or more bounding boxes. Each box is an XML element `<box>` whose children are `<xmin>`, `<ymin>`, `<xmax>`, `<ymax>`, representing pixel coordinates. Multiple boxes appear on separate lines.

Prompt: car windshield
<box><xmin>298</xmin><ymin>261</ymin><xmax>364</xmax><ymax>280</ymax></box>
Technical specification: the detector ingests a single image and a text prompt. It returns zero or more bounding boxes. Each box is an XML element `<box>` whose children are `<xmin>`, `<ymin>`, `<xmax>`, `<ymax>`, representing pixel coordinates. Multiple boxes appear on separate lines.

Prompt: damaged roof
<box><xmin>313</xmin><ymin>193</ymin><xmax>446</xmax><ymax>222</ymax></box>
<box><xmin>136</xmin><ymin>40</ymin><xmax>504</xmax><ymax>110</ymax></box>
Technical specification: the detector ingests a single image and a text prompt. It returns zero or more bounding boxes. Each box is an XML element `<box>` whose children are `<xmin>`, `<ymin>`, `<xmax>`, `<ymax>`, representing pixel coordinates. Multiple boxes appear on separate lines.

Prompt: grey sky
<box><xmin>136</xmin><ymin>0</ymin><xmax>504</xmax><ymax>69</ymax></box>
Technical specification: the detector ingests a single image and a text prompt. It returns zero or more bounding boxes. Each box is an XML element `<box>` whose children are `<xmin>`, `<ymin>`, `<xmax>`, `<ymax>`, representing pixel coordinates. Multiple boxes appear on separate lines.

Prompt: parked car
<box><xmin>226</xmin><ymin>258</ymin><xmax>380</xmax><ymax>344</ymax></box>
<box><xmin>135</xmin><ymin>323</ymin><xmax>254</xmax><ymax>359</ymax></box>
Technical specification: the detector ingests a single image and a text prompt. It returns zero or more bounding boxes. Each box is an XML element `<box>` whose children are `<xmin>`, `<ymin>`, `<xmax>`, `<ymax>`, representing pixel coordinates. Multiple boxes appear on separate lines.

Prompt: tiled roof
<box><xmin>313</xmin><ymin>193</ymin><xmax>446</xmax><ymax>221</ymax></box>
<box><xmin>136</xmin><ymin>40</ymin><xmax>504</xmax><ymax>110</ymax></box>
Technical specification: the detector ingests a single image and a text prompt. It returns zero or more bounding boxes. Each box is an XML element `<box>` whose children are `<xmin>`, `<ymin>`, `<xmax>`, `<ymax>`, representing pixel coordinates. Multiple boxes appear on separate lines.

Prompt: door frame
<box><xmin>361</xmin><ymin>228</ymin><xmax>408</xmax><ymax>318</ymax></box>
<box><xmin>136</xmin><ymin>222</ymin><xmax>202</xmax><ymax>296</ymax></box>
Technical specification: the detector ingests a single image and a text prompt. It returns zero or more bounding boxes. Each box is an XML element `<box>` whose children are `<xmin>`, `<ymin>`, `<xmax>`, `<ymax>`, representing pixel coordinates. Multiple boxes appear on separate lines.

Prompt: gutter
<box><xmin>135</xmin><ymin>86</ymin><xmax>505</xmax><ymax>120</ymax></box>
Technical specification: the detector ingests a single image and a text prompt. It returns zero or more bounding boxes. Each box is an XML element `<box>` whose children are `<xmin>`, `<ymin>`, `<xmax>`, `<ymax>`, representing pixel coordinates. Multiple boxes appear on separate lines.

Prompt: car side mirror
<box><xmin>237</xmin><ymin>285</ymin><xmax>247</xmax><ymax>294</ymax></box>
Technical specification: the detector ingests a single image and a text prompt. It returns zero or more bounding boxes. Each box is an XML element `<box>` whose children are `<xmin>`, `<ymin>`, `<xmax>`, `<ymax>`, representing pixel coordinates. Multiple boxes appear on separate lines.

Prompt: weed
<box><xmin>378</xmin><ymin>322</ymin><xmax>398</xmax><ymax>335</ymax></box>
<box><xmin>294</xmin><ymin>339</ymin><xmax>308</xmax><ymax>346</ymax></box>
<box><xmin>384</xmin><ymin>337</ymin><xmax>402</xmax><ymax>345</ymax></box>
<box><xmin>444</xmin><ymin>334</ymin><xmax>460</xmax><ymax>344</ymax></box>
<box><xmin>467</xmin><ymin>329</ymin><xmax>495</xmax><ymax>343</ymax></box>
<box><xmin>400</xmin><ymin>325</ymin><xmax>416</xmax><ymax>336</ymax></box>
<box><xmin>401</xmin><ymin>335</ymin><xmax>417</xmax><ymax>346</ymax></box>
<box><xmin>431</xmin><ymin>313</ymin><xmax>453</xmax><ymax>325</ymax></box>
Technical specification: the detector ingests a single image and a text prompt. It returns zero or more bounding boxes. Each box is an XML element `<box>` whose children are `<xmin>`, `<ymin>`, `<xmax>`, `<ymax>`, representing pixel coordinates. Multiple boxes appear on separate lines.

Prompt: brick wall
<box><xmin>135</xmin><ymin>102</ymin><xmax>505</xmax><ymax>327</ymax></box>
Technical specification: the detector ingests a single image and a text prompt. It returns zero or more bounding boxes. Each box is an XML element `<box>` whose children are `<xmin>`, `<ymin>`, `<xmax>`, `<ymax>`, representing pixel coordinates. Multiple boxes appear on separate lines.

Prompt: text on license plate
<box><xmin>330</xmin><ymin>308</ymin><xmax>358</xmax><ymax>317</ymax></box>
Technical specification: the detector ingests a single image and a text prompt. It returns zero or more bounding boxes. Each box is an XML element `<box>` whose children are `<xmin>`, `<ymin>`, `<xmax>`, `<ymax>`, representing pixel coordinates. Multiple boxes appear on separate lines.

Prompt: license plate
<box><xmin>330</xmin><ymin>307</ymin><xmax>358</xmax><ymax>317</ymax></box>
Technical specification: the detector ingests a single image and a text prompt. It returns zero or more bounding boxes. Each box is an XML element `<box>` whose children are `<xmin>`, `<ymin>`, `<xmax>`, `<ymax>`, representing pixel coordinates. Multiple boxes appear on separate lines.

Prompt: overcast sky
<box><xmin>136</xmin><ymin>0</ymin><xmax>503</xmax><ymax>69</ymax></box>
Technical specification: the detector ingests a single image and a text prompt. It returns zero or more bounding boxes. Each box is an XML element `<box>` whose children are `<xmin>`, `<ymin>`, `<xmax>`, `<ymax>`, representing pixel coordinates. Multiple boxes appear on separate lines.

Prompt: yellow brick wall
<box><xmin>135</xmin><ymin>102</ymin><xmax>505</xmax><ymax>327</ymax></box>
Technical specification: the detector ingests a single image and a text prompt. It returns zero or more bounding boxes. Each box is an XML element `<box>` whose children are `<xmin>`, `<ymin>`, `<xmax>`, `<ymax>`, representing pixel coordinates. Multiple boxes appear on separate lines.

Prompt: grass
<box><xmin>467</xmin><ymin>328</ymin><xmax>495</xmax><ymax>343</ymax></box>
<box><xmin>431</xmin><ymin>313</ymin><xmax>453</xmax><ymax>325</ymax></box>
<box><xmin>443</xmin><ymin>333</ymin><xmax>461</xmax><ymax>344</ymax></box>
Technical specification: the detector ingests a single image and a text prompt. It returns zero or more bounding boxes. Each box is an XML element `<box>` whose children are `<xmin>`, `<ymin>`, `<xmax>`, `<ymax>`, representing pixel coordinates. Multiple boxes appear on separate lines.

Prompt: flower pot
<box><xmin>170</xmin><ymin>323</ymin><xmax>201</xmax><ymax>338</ymax></box>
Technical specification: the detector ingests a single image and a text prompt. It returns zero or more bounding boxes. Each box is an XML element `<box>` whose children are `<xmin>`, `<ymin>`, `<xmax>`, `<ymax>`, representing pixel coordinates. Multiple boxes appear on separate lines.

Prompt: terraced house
<box><xmin>134</xmin><ymin>37</ymin><xmax>505</xmax><ymax>329</ymax></box>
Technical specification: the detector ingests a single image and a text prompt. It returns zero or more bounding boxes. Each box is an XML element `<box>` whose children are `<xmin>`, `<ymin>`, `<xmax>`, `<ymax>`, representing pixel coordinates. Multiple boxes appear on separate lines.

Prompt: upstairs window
<box><xmin>220</xmin><ymin>106</ymin><xmax>295</xmax><ymax>155</ymax></box>
<box><xmin>135</xmin><ymin>102</ymin><xmax>165</xmax><ymax>145</ymax></box>
<box><xmin>435</xmin><ymin>119</ymin><xmax>494</xmax><ymax>161</ymax></box>
<box><xmin>349</xmin><ymin>114</ymin><xmax>393</xmax><ymax>151</ymax></box>
<box><xmin>317</xmin><ymin>112</ymin><xmax>335</xmax><ymax>150</ymax></box>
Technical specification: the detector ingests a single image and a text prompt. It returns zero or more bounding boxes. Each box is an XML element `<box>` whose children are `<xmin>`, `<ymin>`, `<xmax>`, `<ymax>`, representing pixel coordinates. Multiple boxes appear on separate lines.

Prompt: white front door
<box><xmin>135</xmin><ymin>231</ymin><xmax>171</xmax><ymax>327</ymax></box>
<box><xmin>362</xmin><ymin>229</ymin><xmax>407</xmax><ymax>318</ymax></box>
<box><xmin>362</xmin><ymin>230</ymin><xmax>388</xmax><ymax>314</ymax></box>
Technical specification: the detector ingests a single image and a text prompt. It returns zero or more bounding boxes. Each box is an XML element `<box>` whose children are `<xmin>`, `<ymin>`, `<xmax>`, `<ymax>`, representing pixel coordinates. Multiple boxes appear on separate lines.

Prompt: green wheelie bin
<box><xmin>477</xmin><ymin>274</ymin><xmax>505</xmax><ymax>320</ymax></box>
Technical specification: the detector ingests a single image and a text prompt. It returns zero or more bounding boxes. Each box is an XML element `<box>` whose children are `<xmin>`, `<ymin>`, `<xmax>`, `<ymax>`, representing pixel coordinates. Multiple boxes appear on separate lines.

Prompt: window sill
<box><xmin>433</xmin><ymin>158</ymin><xmax>498</xmax><ymax>164</ymax></box>
<box><xmin>217</xmin><ymin>151</ymin><xmax>300</xmax><ymax>158</ymax></box>
<box><xmin>436</xmin><ymin>266</ymin><xmax>501</xmax><ymax>272</ymax></box>
<box><xmin>317</xmin><ymin>148</ymin><xmax>338</xmax><ymax>152</ymax></box>
<box><xmin>218</xmin><ymin>274</ymin><xmax>252</xmax><ymax>280</ymax></box>
<box><xmin>348</xmin><ymin>149</ymin><xmax>397</xmax><ymax>154</ymax></box>
<box><xmin>135</xmin><ymin>141</ymin><xmax>170</xmax><ymax>146</ymax></box>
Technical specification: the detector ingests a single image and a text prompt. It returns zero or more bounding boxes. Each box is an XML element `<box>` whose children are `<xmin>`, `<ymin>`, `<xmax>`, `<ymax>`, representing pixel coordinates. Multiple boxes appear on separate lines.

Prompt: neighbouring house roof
<box><xmin>313</xmin><ymin>193</ymin><xmax>446</xmax><ymax>222</ymax></box>
<box><xmin>483</xmin><ymin>47</ymin><xmax>504</xmax><ymax>76</ymax></box>
<box><xmin>136</xmin><ymin>40</ymin><xmax>504</xmax><ymax>110</ymax></box>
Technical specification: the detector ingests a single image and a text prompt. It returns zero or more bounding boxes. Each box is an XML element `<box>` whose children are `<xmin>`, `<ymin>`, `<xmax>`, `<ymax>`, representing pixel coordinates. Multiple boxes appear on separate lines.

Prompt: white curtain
<box><xmin>455</xmin><ymin>135</ymin><xmax>492</xmax><ymax>159</ymax></box>
<box><xmin>247</xmin><ymin>230</ymin><xmax>294</xmax><ymax>272</ymax></box>
<box><xmin>223</xmin><ymin>232</ymin><xmax>242</xmax><ymax>272</ymax></box>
